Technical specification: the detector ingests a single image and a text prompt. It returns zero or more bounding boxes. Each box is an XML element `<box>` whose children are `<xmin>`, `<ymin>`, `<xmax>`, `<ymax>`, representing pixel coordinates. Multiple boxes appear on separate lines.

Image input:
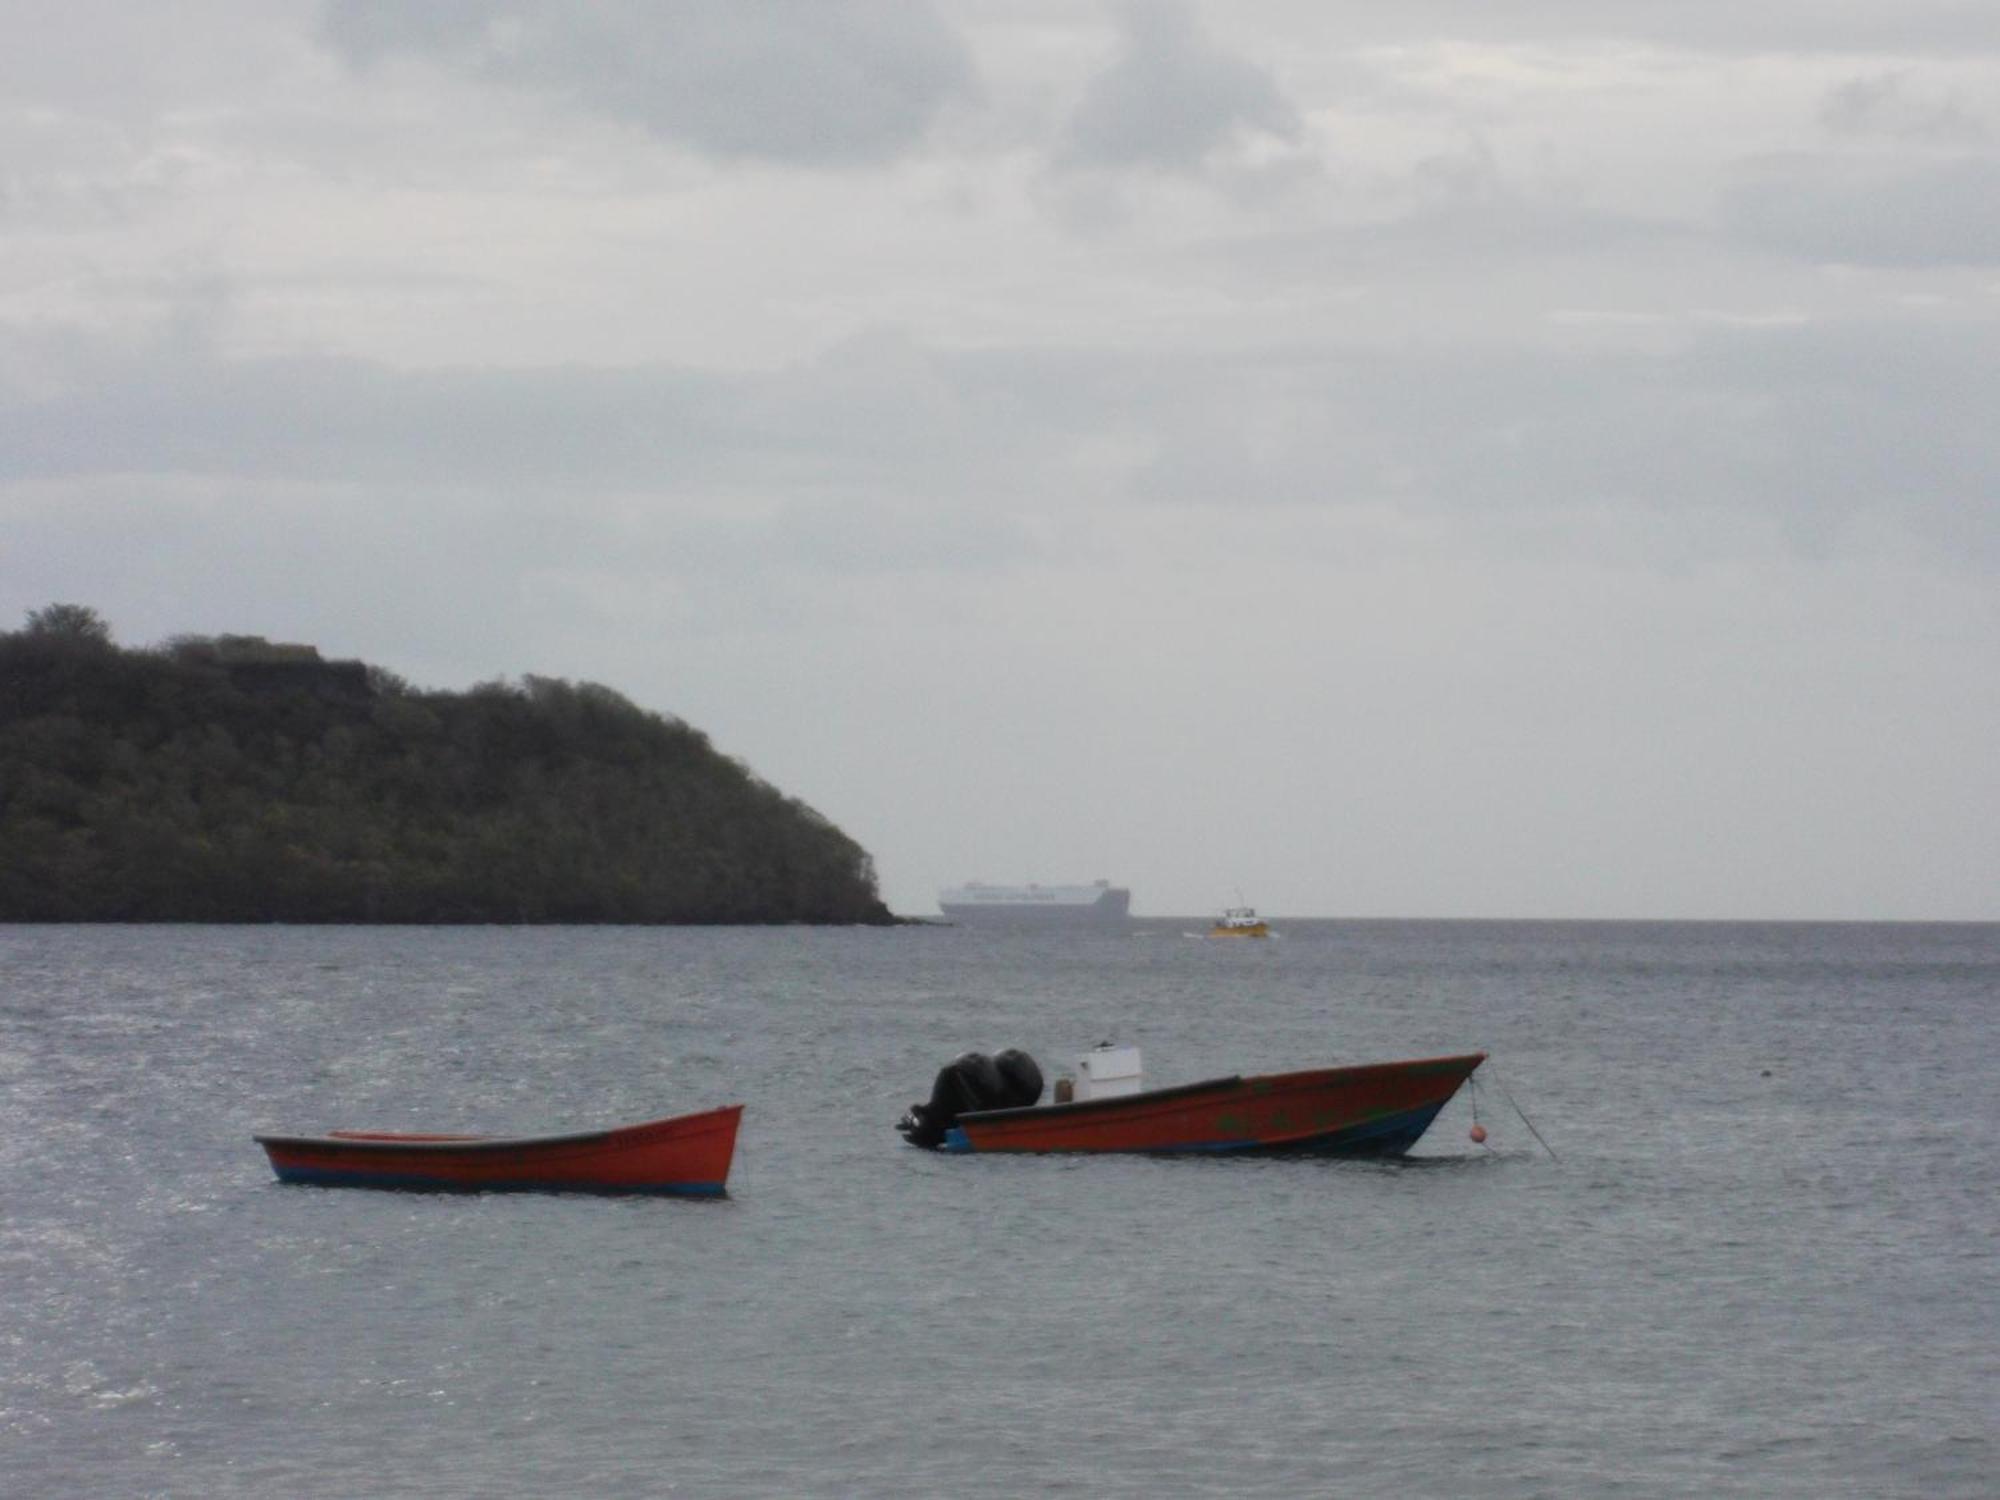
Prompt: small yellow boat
<box><xmin>1207</xmin><ymin>905</ymin><xmax>1269</xmax><ymax>938</ymax></box>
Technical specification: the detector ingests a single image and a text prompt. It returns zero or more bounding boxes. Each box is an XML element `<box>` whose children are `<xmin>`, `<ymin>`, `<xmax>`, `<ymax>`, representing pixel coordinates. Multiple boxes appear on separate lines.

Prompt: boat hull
<box><xmin>941</xmin><ymin>1054</ymin><xmax>1483</xmax><ymax>1157</ymax></box>
<box><xmin>937</xmin><ymin>882</ymin><xmax>1132</xmax><ymax>925</ymax></box>
<box><xmin>255</xmin><ymin>1104</ymin><xmax>743</xmax><ymax>1195</ymax></box>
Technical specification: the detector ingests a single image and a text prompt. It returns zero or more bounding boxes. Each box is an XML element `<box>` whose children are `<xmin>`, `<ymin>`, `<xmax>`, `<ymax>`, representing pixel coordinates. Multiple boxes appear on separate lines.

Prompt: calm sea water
<box><xmin>2</xmin><ymin>920</ymin><xmax>1994</xmax><ymax>1498</ymax></box>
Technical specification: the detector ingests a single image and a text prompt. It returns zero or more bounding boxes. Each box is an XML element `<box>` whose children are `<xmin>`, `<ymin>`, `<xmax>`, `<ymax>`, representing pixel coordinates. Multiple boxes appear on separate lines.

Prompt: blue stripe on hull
<box><xmin>271</xmin><ymin>1166</ymin><xmax>725</xmax><ymax>1196</ymax></box>
<box><xmin>944</xmin><ymin>1099</ymin><xmax>1450</xmax><ymax>1158</ymax></box>
<box><xmin>1246</xmin><ymin>1100</ymin><xmax>1447</xmax><ymax>1157</ymax></box>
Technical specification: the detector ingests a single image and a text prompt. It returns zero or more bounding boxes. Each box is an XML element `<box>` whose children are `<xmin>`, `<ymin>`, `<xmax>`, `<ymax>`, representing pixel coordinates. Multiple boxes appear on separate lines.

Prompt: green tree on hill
<box><xmin>26</xmin><ymin>603</ymin><xmax>113</xmax><ymax>643</ymax></box>
<box><xmin>0</xmin><ymin>607</ymin><xmax>893</xmax><ymax>924</ymax></box>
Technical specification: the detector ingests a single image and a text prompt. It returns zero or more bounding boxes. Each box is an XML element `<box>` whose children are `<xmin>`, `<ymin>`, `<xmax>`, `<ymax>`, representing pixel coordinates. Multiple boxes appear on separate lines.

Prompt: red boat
<box><xmin>904</xmin><ymin>1052</ymin><xmax>1484</xmax><ymax>1157</ymax></box>
<box><xmin>255</xmin><ymin>1104</ymin><xmax>743</xmax><ymax>1195</ymax></box>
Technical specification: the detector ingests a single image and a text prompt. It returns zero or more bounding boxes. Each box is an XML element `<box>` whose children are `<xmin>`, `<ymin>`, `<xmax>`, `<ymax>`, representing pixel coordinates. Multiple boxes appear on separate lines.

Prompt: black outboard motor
<box><xmin>898</xmin><ymin>1048</ymin><xmax>1044</xmax><ymax>1149</ymax></box>
<box><xmin>993</xmin><ymin>1048</ymin><xmax>1043</xmax><ymax>1108</ymax></box>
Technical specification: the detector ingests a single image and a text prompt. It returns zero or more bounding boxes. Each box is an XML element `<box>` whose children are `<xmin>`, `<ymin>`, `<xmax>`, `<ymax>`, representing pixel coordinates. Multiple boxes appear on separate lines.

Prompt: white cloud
<box><xmin>1250</xmin><ymin>3</ymin><xmax>2000</xmax><ymax>56</ymax></box>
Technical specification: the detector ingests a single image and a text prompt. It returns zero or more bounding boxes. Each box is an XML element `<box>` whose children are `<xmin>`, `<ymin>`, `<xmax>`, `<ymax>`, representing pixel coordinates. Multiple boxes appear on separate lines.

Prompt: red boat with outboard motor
<box><xmin>256</xmin><ymin>1104</ymin><xmax>743</xmax><ymax>1195</ymax></box>
<box><xmin>899</xmin><ymin>1046</ymin><xmax>1483</xmax><ymax>1157</ymax></box>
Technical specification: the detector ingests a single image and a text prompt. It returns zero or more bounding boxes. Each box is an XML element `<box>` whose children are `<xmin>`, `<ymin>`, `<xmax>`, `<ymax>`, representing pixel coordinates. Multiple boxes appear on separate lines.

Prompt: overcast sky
<box><xmin>5</xmin><ymin>2</ymin><xmax>1997</xmax><ymax>920</ymax></box>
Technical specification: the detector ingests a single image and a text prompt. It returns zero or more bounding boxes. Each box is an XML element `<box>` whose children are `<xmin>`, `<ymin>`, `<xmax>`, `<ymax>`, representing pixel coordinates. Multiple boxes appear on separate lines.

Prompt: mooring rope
<box><xmin>1485</xmin><ymin>1059</ymin><xmax>1559</xmax><ymax>1161</ymax></box>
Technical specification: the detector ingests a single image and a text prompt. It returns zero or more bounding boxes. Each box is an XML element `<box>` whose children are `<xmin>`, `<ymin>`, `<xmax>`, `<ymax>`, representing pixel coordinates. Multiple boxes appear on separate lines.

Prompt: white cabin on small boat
<box><xmin>1074</xmin><ymin>1044</ymin><xmax>1144</xmax><ymax>1100</ymax></box>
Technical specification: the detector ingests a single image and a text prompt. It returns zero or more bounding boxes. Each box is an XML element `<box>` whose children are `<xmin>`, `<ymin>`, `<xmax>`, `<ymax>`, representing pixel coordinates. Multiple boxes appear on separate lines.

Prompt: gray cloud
<box><xmin>1719</xmin><ymin>152</ymin><xmax>2000</xmax><ymax>267</ymax></box>
<box><xmin>1016</xmin><ymin>325</ymin><xmax>2000</xmax><ymax>561</ymax></box>
<box><xmin>1059</xmin><ymin>1</ymin><xmax>1300</xmax><ymax>172</ymax></box>
<box><xmin>0</xmin><ymin>319</ymin><xmax>1056</xmax><ymax>521</ymax></box>
<box><xmin>1821</xmin><ymin>72</ymin><xmax>1988</xmax><ymax>145</ymax></box>
<box><xmin>7</xmin><ymin>308</ymin><xmax>1994</xmax><ymax>566</ymax></box>
<box><xmin>1350</xmin><ymin>148</ymin><xmax>1688</xmax><ymax>267</ymax></box>
<box><xmin>317</xmin><ymin>0</ymin><xmax>977</xmax><ymax>165</ymax></box>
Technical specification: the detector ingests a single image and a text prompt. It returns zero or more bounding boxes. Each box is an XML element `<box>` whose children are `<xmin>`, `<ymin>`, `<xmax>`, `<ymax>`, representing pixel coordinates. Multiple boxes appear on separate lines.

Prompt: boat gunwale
<box><xmin>958</xmin><ymin>1074</ymin><xmax>1245</xmax><ymax>1125</ymax></box>
<box><xmin>253</xmin><ymin>1104</ymin><xmax>741</xmax><ymax>1158</ymax></box>
<box><xmin>956</xmin><ymin>1052</ymin><xmax>1487</xmax><ymax>1127</ymax></box>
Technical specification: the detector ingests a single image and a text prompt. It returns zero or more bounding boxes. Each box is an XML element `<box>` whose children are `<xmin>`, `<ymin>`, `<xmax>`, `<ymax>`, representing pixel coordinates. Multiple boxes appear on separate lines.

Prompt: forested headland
<box><xmin>0</xmin><ymin>606</ymin><xmax>894</xmax><ymax>924</ymax></box>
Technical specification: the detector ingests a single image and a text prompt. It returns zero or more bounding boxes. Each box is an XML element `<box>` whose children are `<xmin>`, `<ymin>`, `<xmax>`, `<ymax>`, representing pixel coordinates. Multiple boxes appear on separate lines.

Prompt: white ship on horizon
<box><xmin>937</xmin><ymin>879</ymin><xmax>1132</xmax><ymax>924</ymax></box>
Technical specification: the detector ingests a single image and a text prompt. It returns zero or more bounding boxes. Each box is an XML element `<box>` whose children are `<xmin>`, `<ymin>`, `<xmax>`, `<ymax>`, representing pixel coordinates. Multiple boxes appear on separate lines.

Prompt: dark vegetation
<box><xmin>0</xmin><ymin>605</ymin><xmax>893</xmax><ymax>924</ymax></box>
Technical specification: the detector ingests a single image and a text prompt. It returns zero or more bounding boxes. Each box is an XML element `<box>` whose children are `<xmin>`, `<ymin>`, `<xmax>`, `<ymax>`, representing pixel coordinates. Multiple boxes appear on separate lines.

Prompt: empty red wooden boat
<box><xmin>900</xmin><ymin>1047</ymin><xmax>1483</xmax><ymax>1157</ymax></box>
<box><xmin>255</xmin><ymin>1104</ymin><xmax>742</xmax><ymax>1195</ymax></box>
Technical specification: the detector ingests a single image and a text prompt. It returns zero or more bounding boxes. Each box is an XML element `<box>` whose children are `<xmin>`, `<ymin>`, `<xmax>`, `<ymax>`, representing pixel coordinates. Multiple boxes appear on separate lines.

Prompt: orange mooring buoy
<box><xmin>1469</xmin><ymin>1123</ymin><xmax>1488</xmax><ymax>1144</ymax></box>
